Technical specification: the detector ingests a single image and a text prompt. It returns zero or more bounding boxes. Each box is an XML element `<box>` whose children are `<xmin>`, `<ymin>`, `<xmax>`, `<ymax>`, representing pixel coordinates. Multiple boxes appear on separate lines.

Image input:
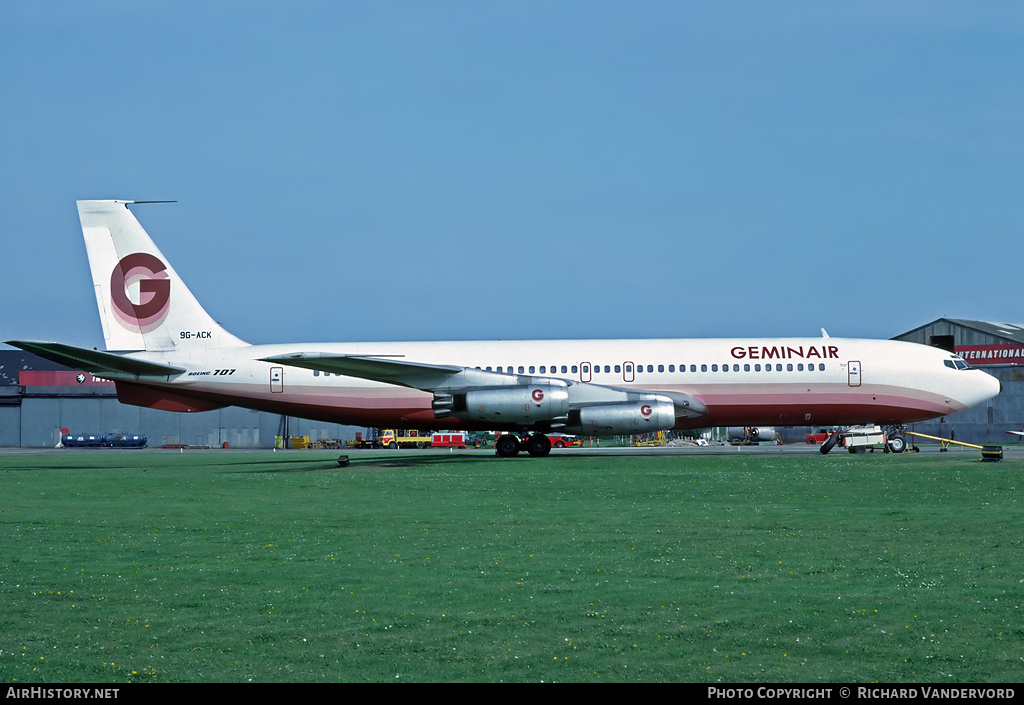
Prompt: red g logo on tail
<box><xmin>110</xmin><ymin>253</ymin><xmax>170</xmax><ymax>330</ymax></box>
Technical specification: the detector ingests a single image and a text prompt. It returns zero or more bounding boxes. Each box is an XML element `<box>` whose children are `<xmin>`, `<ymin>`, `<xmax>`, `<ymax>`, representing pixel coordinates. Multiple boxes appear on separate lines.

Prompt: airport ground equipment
<box><xmin>727</xmin><ymin>426</ymin><xmax>779</xmax><ymax>445</ymax></box>
<box><xmin>633</xmin><ymin>431</ymin><xmax>666</xmax><ymax>447</ymax></box>
<box><xmin>904</xmin><ymin>431</ymin><xmax>1003</xmax><ymax>461</ymax></box>
<box><xmin>379</xmin><ymin>429</ymin><xmax>433</xmax><ymax>448</ymax></box>
<box><xmin>818</xmin><ymin>425</ymin><xmax>912</xmax><ymax>454</ymax></box>
<box><xmin>841</xmin><ymin>425</ymin><xmax>886</xmax><ymax>453</ymax></box>
<box><xmin>62</xmin><ymin>432</ymin><xmax>147</xmax><ymax>448</ymax></box>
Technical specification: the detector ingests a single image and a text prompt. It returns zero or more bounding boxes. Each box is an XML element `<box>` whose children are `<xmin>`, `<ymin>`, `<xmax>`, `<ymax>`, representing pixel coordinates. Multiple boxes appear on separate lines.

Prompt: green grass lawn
<box><xmin>1</xmin><ymin>448</ymin><xmax>1021</xmax><ymax>683</ymax></box>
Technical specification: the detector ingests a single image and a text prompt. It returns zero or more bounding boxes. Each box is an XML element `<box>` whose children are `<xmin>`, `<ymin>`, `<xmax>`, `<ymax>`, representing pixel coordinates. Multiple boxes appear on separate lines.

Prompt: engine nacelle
<box><xmin>564</xmin><ymin>399</ymin><xmax>676</xmax><ymax>435</ymax></box>
<box><xmin>433</xmin><ymin>384</ymin><xmax>570</xmax><ymax>424</ymax></box>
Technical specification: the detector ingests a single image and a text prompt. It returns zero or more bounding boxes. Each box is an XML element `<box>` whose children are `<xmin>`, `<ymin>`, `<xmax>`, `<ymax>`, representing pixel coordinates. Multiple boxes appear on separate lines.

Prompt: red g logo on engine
<box><xmin>110</xmin><ymin>253</ymin><xmax>170</xmax><ymax>330</ymax></box>
<box><xmin>532</xmin><ymin>389</ymin><xmax>545</xmax><ymax>403</ymax></box>
<box><xmin>641</xmin><ymin>404</ymin><xmax>652</xmax><ymax>418</ymax></box>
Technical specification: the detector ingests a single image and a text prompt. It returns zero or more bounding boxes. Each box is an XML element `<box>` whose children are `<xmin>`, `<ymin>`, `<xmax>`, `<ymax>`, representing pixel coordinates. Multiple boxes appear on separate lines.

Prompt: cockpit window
<box><xmin>946</xmin><ymin>356</ymin><xmax>972</xmax><ymax>371</ymax></box>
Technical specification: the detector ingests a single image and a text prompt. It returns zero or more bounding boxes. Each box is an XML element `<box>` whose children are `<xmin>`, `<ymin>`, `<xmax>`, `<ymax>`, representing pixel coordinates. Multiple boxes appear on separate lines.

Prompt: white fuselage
<box><xmin>112</xmin><ymin>336</ymin><xmax>1000</xmax><ymax>431</ymax></box>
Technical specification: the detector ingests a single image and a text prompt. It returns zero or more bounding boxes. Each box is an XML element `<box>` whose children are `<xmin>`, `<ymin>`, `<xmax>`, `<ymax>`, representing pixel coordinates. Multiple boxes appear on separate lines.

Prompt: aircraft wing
<box><xmin>6</xmin><ymin>340</ymin><xmax>185</xmax><ymax>377</ymax></box>
<box><xmin>259</xmin><ymin>352</ymin><xmax>518</xmax><ymax>390</ymax></box>
<box><xmin>261</xmin><ymin>352</ymin><xmax>707</xmax><ymax>420</ymax></box>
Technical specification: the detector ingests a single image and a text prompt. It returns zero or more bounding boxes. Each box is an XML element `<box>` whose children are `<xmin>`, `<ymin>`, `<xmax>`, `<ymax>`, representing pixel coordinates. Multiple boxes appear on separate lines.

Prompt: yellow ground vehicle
<box><xmin>632</xmin><ymin>431</ymin><xmax>666</xmax><ymax>447</ymax></box>
<box><xmin>379</xmin><ymin>429</ymin><xmax>433</xmax><ymax>449</ymax></box>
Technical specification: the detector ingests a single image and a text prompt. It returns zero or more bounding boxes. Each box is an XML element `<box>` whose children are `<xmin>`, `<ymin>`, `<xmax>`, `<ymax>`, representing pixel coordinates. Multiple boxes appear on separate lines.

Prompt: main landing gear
<box><xmin>494</xmin><ymin>433</ymin><xmax>552</xmax><ymax>458</ymax></box>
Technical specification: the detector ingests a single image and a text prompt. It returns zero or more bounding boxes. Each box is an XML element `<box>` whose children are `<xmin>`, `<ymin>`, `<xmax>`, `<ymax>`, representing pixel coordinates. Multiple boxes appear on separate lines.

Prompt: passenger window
<box><xmin>797</xmin><ymin>364</ymin><xmax>804</xmax><ymax>371</ymax></box>
<box><xmin>669</xmin><ymin>365</ymin><xmax>675</xmax><ymax>372</ymax></box>
<box><xmin>776</xmin><ymin>364</ymin><xmax>783</xmax><ymax>371</ymax></box>
<box><xmin>571</xmin><ymin>365</ymin><xmax>578</xmax><ymax>373</ymax></box>
<box><xmin>647</xmin><ymin>365</ymin><xmax>653</xmax><ymax>372</ymax></box>
<box><xmin>518</xmin><ymin>366</ymin><xmax>525</xmax><ymax>374</ymax></box>
<box><xmin>690</xmin><ymin>364</ymin><xmax>697</xmax><ymax>372</ymax></box>
<box><xmin>615</xmin><ymin>365</ymin><xmax>621</xmax><ymax>373</ymax></box>
<box><xmin>819</xmin><ymin>363</ymin><xmax>824</xmax><ymax>371</ymax></box>
<box><xmin>744</xmin><ymin>364</ymin><xmax>750</xmax><ymax>372</ymax></box>
<box><xmin>529</xmin><ymin>366</ymin><xmax>535</xmax><ymax>374</ymax></box>
<box><xmin>701</xmin><ymin>364</ymin><xmax>707</xmax><ymax>372</ymax></box>
<box><xmin>539</xmin><ymin>366</ymin><xmax>546</xmax><ymax>374</ymax></box>
<box><xmin>754</xmin><ymin>364</ymin><xmax>761</xmax><ymax>372</ymax></box>
<box><xmin>658</xmin><ymin>364</ymin><xmax>664</xmax><ymax>372</ymax></box>
<box><xmin>604</xmin><ymin>365</ymin><xmax>610</xmax><ymax>373</ymax></box>
<box><xmin>733</xmin><ymin>364</ymin><xmax>739</xmax><ymax>372</ymax></box>
<box><xmin>712</xmin><ymin>364</ymin><xmax>718</xmax><ymax>372</ymax></box>
<box><xmin>561</xmin><ymin>365</ymin><xmax>568</xmax><ymax>373</ymax></box>
<box><xmin>787</xmin><ymin>364</ymin><xmax>793</xmax><ymax>371</ymax></box>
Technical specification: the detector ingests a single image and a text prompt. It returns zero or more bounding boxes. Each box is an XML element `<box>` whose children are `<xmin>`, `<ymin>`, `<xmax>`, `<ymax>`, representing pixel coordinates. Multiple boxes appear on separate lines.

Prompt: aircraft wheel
<box><xmin>526</xmin><ymin>434</ymin><xmax>552</xmax><ymax>457</ymax></box>
<box><xmin>886</xmin><ymin>435</ymin><xmax>907</xmax><ymax>453</ymax></box>
<box><xmin>820</xmin><ymin>432</ymin><xmax>841</xmax><ymax>455</ymax></box>
<box><xmin>495</xmin><ymin>435</ymin><xmax>521</xmax><ymax>457</ymax></box>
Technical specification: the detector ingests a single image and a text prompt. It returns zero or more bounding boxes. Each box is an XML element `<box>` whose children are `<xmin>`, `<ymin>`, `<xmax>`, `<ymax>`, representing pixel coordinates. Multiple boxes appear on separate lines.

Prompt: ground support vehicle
<box><xmin>632</xmin><ymin>431</ymin><xmax>666</xmax><ymax>447</ymax></box>
<box><xmin>806</xmin><ymin>429</ymin><xmax>834</xmax><ymax>445</ymax></box>
<box><xmin>346</xmin><ymin>430</ymin><xmax>379</xmax><ymax>449</ymax></box>
<box><xmin>817</xmin><ymin>425</ymin><xmax>911</xmax><ymax>454</ymax></box>
<box><xmin>431</xmin><ymin>432</ymin><xmax>467</xmax><ymax>448</ymax></box>
<box><xmin>841</xmin><ymin>426</ymin><xmax>886</xmax><ymax>453</ymax></box>
<box><xmin>380</xmin><ymin>429</ymin><xmax>433</xmax><ymax>449</ymax></box>
<box><xmin>548</xmin><ymin>433</ymin><xmax>580</xmax><ymax>447</ymax></box>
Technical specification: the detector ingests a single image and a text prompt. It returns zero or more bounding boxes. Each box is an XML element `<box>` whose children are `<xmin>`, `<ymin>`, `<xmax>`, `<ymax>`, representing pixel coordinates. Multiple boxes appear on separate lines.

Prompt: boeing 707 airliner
<box><xmin>7</xmin><ymin>200</ymin><xmax>1002</xmax><ymax>457</ymax></box>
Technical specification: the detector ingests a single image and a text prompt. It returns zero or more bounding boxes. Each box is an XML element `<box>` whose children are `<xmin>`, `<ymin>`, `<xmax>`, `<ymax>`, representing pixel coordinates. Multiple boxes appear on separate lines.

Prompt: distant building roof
<box><xmin>895</xmin><ymin>319</ymin><xmax>1024</xmax><ymax>346</ymax></box>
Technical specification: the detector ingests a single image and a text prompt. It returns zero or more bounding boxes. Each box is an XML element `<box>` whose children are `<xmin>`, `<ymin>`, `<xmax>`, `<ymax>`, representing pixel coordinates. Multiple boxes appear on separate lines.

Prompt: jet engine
<box><xmin>564</xmin><ymin>399</ymin><xmax>676</xmax><ymax>435</ymax></box>
<box><xmin>432</xmin><ymin>384</ymin><xmax>570</xmax><ymax>424</ymax></box>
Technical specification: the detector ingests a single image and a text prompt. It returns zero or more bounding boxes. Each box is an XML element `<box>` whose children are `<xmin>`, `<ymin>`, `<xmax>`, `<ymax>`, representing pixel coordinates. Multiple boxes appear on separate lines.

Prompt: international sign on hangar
<box><xmin>956</xmin><ymin>344</ymin><xmax>1024</xmax><ymax>366</ymax></box>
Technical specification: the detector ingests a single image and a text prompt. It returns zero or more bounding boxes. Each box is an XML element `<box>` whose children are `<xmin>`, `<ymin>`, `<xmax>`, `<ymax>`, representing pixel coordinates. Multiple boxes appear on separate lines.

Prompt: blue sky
<box><xmin>2</xmin><ymin>2</ymin><xmax>1022</xmax><ymax>348</ymax></box>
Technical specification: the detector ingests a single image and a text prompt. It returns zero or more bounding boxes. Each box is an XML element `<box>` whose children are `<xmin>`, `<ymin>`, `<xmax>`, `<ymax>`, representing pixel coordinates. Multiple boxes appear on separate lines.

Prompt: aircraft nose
<box><xmin>982</xmin><ymin>370</ymin><xmax>1002</xmax><ymax>403</ymax></box>
<box><xmin>961</xmin><ymin>369</ymin><xmax>1002</xmax><ymax>411</ymax></box>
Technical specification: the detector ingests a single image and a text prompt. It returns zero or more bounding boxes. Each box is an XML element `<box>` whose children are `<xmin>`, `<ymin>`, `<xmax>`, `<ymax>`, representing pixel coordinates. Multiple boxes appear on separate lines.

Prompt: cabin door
<box><xmin>847</xmin><ymin>361</ymin><xmax>861</xmax><ymax>387</ymax></box>
<box><xmin>270</xmin><ymin>367</ymin><xmax>284</xmax><ymax>393</ymax></box>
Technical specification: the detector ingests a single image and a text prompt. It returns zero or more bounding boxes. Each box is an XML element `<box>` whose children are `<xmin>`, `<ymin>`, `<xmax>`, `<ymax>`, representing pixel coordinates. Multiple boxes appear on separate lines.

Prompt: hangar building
<box><xmin>891</xmin><ymin>318</ymin><xmax>1023</xmax><ymax>445</ymax></box>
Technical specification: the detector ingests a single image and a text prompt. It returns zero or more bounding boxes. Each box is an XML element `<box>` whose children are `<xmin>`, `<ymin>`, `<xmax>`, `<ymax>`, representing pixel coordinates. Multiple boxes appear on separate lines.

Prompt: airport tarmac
<box><xmin>2</xmin><ymin>442</ymin><xmax>1020</xmax><ymax>459</ymax></box>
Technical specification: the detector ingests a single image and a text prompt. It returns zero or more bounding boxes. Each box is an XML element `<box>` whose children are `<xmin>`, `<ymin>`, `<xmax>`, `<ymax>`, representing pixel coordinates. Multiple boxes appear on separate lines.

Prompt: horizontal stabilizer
<box><xmin>6</xmin><ymin>340</ymin><xmax>185</xmax><ymax>377</ymax></box>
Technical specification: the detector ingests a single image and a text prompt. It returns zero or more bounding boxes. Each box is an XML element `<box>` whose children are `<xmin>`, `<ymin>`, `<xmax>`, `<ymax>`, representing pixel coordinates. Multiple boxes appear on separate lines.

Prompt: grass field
<box><xmin>1</xmin><ymin>447</ymin><xmax>1022</xmax><ymax>683</ymax></box>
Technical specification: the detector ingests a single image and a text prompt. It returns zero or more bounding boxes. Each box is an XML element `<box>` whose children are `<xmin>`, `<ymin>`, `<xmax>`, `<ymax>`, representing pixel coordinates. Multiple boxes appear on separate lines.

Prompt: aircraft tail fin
<box><xmin>78</xmin><ymin>200</ymin><xmax>248</xmax><ymax>351</ymax></box>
